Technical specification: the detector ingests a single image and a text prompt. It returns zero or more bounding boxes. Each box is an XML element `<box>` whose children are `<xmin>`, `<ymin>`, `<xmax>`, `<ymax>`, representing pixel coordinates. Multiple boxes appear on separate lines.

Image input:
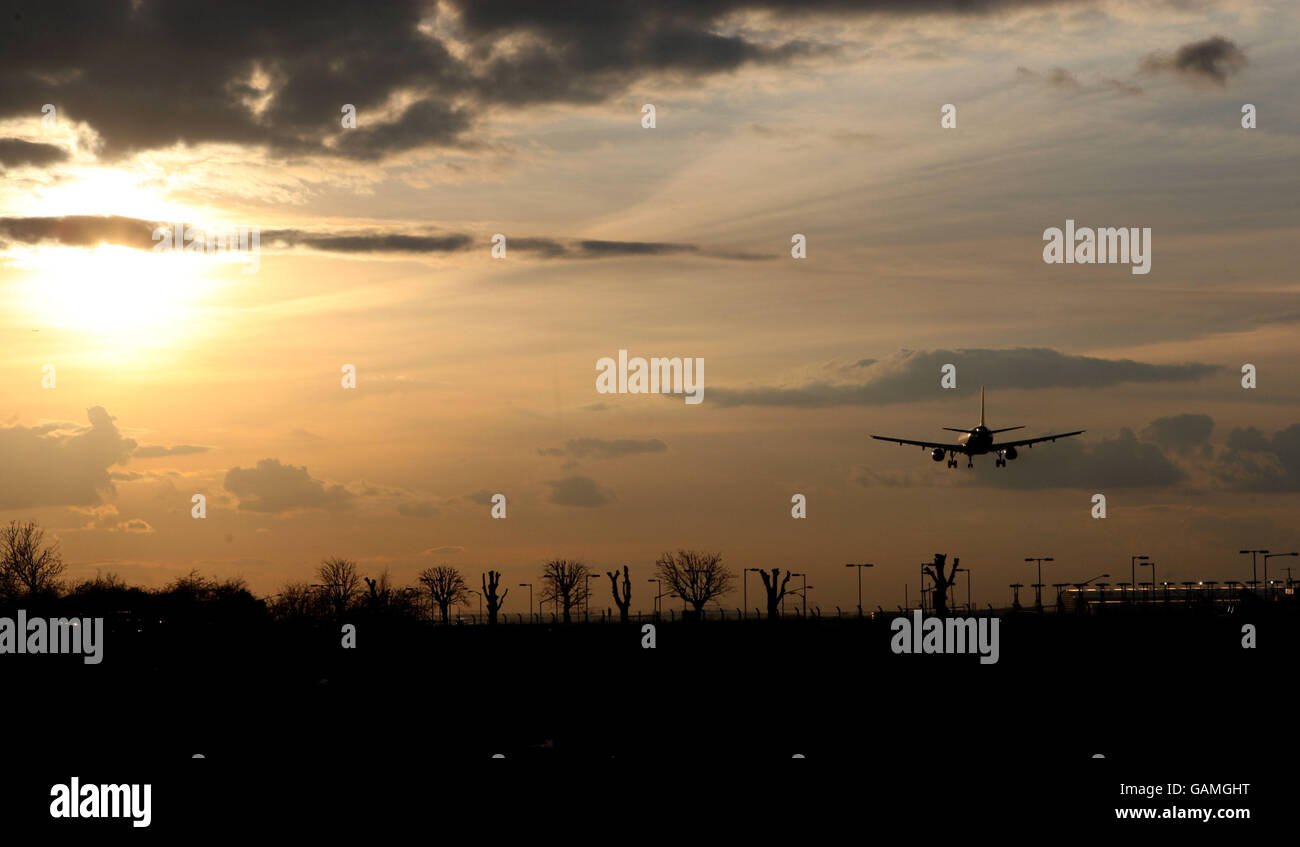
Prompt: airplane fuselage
<box><xmin>957</xmin><ymin>426</ymin><xmax>995</xmax><ymax>454</ymax></box>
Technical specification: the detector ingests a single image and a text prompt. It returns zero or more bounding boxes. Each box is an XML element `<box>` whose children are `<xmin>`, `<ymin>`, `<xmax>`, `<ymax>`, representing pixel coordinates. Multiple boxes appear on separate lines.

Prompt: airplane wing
<box><xmin>870</xmin><ymin>435</ymin><xmax>967</xmax><ymax>452</ymax></box>
<box><xmin>996</xmin><ymin>430</ymin><xmax>1084</xmax><ymax>449</ymax></box>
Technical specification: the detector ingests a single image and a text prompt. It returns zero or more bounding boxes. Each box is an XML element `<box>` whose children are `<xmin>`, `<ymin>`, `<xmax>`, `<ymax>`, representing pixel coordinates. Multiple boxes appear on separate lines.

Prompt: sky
<box><xmin>0</xmin><ymin>0</ymin><xmax>1297</xmax><ymax>614</ymax></box>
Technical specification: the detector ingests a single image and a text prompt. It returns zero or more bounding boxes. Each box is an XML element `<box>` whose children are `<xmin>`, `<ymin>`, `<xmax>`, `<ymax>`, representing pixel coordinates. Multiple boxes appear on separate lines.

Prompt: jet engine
<box><xmin>931</xmin><ymin>448</ymin><xmax>945</xmax><ymax>462</ymax></box>
<box><xmin>1004</xmin><ymin>446</ymin><xmax>1018</xmax><ymax>460</ymax></box>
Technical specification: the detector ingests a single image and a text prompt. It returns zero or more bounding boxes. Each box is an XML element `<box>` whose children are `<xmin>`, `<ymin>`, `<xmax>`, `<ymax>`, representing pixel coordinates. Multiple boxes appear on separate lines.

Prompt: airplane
<box><xmin>871</xmin><ymin>387</ymin><xmax>1083</xmax><ymax>468</ymax></box>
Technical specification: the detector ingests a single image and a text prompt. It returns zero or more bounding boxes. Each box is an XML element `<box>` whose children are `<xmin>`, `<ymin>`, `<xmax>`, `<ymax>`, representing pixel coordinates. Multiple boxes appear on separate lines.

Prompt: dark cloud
<box><xmin>1015</xmin><ymin>65</ymin><xmax>1080</xmax><ymax>91</ymax></box>
<box><xmin>397</xmin><ymin>500</ymin><xmax>440</xmax><ymax>518</ymax></box>
<box><xmin>0</xmin><ymin>0</ymin><xmax>1069</xmax><ymax>162</ymax></box>
<box><xmin>545</xmin><ymin>475</ymin><xmax>615</xmax><ymax>507</ymax></box>
<box><xmin>538</xmin><ymin>437</ymin><xmax>667</xmax><ymax>460</ymax></box>
<box><xmin>0</xmin><ymin>215</ymin><xmax>158</xmax><ymax>250</ymax></box>
<box><xmin>223</xmin><ymin>458</ymin><xmax>353</xmax><ymax>512</ymax></box>
<box><xmin>0</xmin><ymin>215</ymin><xmax>742</xmax><ymax>261</ymax></box>
<box><xmin>0</xmin><ymin>406</ymin><xmax>136</xmax><ymax>508</ymax></box>
<box><xmin>1215</xmin><ymin>424</ymin><xmax>1300</xmax><ymax>492</ymax></box>
<box><xmin>711</xmin><ymin>348</ymin><xmax>1219</xmax><ymax>408</ymax></box>
<box><xmin>133</xmin><ymin>444</ymin><xmax>211</xmax><ymax>458</ymax></box>
<box><xmin>263</xmin><ymin>228</ymin><xmax>473</xmax><ymax>254</ymax></box>
<box><xmin>0</xmin><ymin>138</ymin><xmax>69</xmax><ymax>167</ymax></box>
<box><xmin>971</xmin><ymin>428</ymin><xmax>1185</xmax><ymax>489</ymax></box>
<box><xmin>464</xmin><ymin>489</ymin><xmax>498</xmax><ymax>506</ymax></box>
<box><xmin>1141</xmin><ymin>414</ymin><xmax>1213</xmax><ymax>452</ymax></box>
<box><xmin>1138</xmin><ymin>36</ymin><xmax>1247</xmax><ymax>86</ymax></box>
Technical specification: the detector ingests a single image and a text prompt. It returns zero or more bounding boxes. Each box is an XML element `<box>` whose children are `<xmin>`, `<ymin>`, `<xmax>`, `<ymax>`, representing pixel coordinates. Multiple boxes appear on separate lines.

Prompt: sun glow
<box><xmin>13</xmin><ymin>244</ymin><xmax>218</xmax><ymax>344</ymax></box>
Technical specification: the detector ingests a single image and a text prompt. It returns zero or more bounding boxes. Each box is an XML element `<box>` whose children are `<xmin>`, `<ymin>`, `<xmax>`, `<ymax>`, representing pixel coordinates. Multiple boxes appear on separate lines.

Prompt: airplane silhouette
<box><xmin>871</xmin><ymin>387</ymin><xmax>1083</xmax><ymax>468</ymax></box>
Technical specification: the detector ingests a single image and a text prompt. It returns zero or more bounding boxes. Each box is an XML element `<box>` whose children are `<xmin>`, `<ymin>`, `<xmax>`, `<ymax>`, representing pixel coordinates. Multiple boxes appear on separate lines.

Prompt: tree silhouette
<box><xmin>540</xmin><ymin>559</ymin><xmax>590</xmax><ymax>623</ymax></box>
<box><xmin>318</xmin><ymin>557</ymin><xmax>361</xmax><ymax>619</ymax></box>
<box><xmin>924</xmin><ymin>553</ymin><xmax>960</xmax><ymax>617</ymax></box>
<box><xmin>607</xmin><ymin>565</ymin><xmax>632</xmax><ymax>622</ymax></box>
<box><xmin>363</xmin><ymin>571</ymin><xmax>395</xmax><ymax>612</ymax></box>
<box><xmin>655</xmin><ymin>550</ymin><xmax>732</xmax><ymax>615</ymax></box>
<box><xmin>482</xmin><ymin>570</ymin><xmax>508</xmax><ymax>624</ymax></box>
<box><xmin>0</xmin><ymin>520</ymin><xmax>65</xmax><ymax>599</ymax></box>
<box><xmin>755</xmin><ymin>568</ymin><xmax>793</xmax><ymax>620</ymax></box>
<box><xmin>419</xmin><ymin>565</ymin><xmax>468</xmax><ymax>623</ymax></box>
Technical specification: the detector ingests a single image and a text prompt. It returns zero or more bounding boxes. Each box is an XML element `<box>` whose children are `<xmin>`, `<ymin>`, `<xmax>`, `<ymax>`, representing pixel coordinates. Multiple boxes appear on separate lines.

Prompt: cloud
<box><xmin>396</xmin><ymin>500</ymin><xmax>440</xmax><ymax>518</ymax></box>
<box><xmin>1138</xmin><ymin>36</ymin><xmax>1247</xmax><ymax>87</ymax></box>
<box><xmin>0</xmin><ymin>0</ymin><xmax>1072</xmax><ymax>162</ymax></box>
<box><xmin>0</xmin><ymin>406</ymin><xmax>136</xmax><ymax>509</ymax></box>
<box><xmin>1015</xmin><ymin>65</ymin><xmax>1080</xmax><ymax>91</ymax></box>
<box><xmin>1214</xmin><ymin>424</ymin><xmax>1300</xmax><ymax>492</ymax></box>
<box><xmin>971</xmin><ymin>428</ymin><xmax>1185</xmax><ymax>489</ymax></box>
<box><xmin>544</xmin><ymin>475</ymin><xmax>615</xmax><ymax>507</ymax></box>
<box><xmin>538</xmin><ymin>437</ymin><xmax>667</xmax><ymax>460</ymax></box>
<box><xmin>1141</xmin><ymin>414</ymin><xmax>1213</xmax><ymax>452</ymax></box>
<box><xmin>223</xmin><ymin>458</ymin><xmax>353</xmax><ymax>512</ymax></box>
<box><xmin>711</xmin><ymin>348</ymin><xmax>1219</xmax><ymax>408</ymax></box>
<box><xmin>464</xmin><ymin>489</ymin><xmax>498</xmax><ymax>506</ymax></box>
<box><xmin>0</xmin><ymin>215</ymin><xmax>157</xmax><ymax>250</ymax></box>
<box><xmin>0</xmin><ymin>138</ymin><xmax>69</xmax><ymax>167</ymax></box>
<box><xmin>423</xmin><ymin>546</ymin><xmax>464</xmax><ymax>555</ymax></box>
<box><xmin>133</xmin><ymin>444</ymin><xmax>211</xmax><ymax>458</ymax></box>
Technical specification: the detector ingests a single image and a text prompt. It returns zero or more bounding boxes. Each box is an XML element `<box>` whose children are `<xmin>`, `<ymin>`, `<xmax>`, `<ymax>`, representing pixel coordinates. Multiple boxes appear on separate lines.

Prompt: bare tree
<box><xmin>540</xmin><ymin>559</ymin><xmax>591</xmax><ymax>623</ymax></box>
<box><xmin>607</xmin><ymin>565</ymin><xmax>632</xmax><ymax>622</ymax></box>
<box><xmin>419</xmin><ymin>565</ymin><xmax>468</xmax><ymax>623</ymax></box>
<box><xmin>755</xmin><ymin>568</ymin><xmax>793</xmax><ymax>620</ymax></box>
<box><xmin>925</xmin><ymin>553</ymin><xmax>960</xmax><ymax>617</ymax></box>
<box><xmin>363</xmin><ymin>570</ymin><xmax>395</xmax><ymax>612</ymax></box>
<box><xmin>318</xmin><ymin>557</ymin><xmax>361</xmax><ymax>618</ymax></box>
<box><xmin>655</xmin><ymin>550</ymin><xmax>733</xmax><ymax>615</ymax></box>
<box><xmin>271</xmin><ymin>581</ymin><xmax>319</xmax><ymax>618</ymax></box>
<box><xmin>0</xmin><ymin>520</ymin><xmax>65</xmax><ymax>598</ymax></box>
<box><xmin>482</xmin><ymin>570</ymin><xmax>508</xmax><ymax>625</ymax></box>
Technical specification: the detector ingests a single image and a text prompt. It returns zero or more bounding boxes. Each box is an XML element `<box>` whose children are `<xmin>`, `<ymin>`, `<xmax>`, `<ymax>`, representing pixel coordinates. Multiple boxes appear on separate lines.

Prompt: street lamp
<box><xmin>786</xmin><ymin>573</ymin><xmax>803</xmax><ymax>616</ymax></box>
<box><xmin>1263</xmin><ymin>552</ymin><xmax>1298</xmax><ymax>601</ymax></box>
<box><xmin>955</xmin><ymin>568</ymin><xmax>971</xmax><ymax>612</ymax></box>
<box><xmin>468</xmin><ymin>588</ymin><xmax>483</xmax><ymax>619</ymax></box>
<box><xmin>1025</xmin><ymin>557</ymin><xmax>1053</xmax><ymax>610</ymax></box>
<box><xmin>518</xmin><ymin>583</ymin><xmax>533</xmax><ymax>623</ymax></box>
<box><xmin>1139</xmin><ymin>561</ymin><xmax>1155</xmax><ymax>603</ymax></box>
<box><xmin>1130</xmin><ymin>556</ymin><xmax>1149</xmax><ymax>604</ymax></box>
<box><xmin>648</xmin><ymin>578</ymin><xmax>661</xmax><ymax>616</ymax></box>
<box><xmin>845</xmin><ymin>563</ymin><xmax>874</xmax><ymax>617</ymax></box>
<box><xmin>1239</xmin><ymin>550</ymin><xmax>1268</xmax><ymax>596</ymax></box>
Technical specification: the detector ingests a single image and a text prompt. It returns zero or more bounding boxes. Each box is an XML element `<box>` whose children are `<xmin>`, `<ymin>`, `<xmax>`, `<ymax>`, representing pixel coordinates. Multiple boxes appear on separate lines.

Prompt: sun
<box><xmin>13</xmin><ymin>244</ymin><xmax>217</xmax><ymax>345</ymax></box>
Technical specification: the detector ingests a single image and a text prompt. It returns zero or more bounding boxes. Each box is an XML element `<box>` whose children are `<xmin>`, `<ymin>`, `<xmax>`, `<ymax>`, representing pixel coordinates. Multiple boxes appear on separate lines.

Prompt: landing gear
<box><xmin>947</xmin><ymin>452</ymin><xmax>958</xmax><ymax>468</ymax></box>
<box><xmin>967</xmin><ymin>456</ymin><xmax>974</xmax><ymax>468</ymax></box>
<box><xmin>995</xmin><ymin>455</ymin><xmax>1006</xmax><ymax>468</ymax></box>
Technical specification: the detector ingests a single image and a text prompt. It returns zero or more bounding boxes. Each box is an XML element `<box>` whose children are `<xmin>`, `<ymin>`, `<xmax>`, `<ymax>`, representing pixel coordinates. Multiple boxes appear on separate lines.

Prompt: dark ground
<box><xmin>3</xmin><ymin>600</ymin><xmax>1293</xmax><ymax>836</ymax></box>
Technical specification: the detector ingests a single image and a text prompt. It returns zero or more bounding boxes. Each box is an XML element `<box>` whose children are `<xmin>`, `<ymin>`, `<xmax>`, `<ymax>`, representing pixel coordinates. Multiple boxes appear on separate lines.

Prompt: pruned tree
<box><xmin>482</xmin><ymin>570</ymin><xmax>508</xmax><ymax>625</ymax></box>
<box><xmin>318</xmin><ymin>556</ymin><xmax>361</xmax><ymax>618</ymax></box>
<box><xmin>419</xmin><ymin>565</ymin><xmax>468</xmax><ymax>623</ymax></box>
<box><xmin>655</xmin><ymin>550</ymin><xmax>732</xmax><ymax>615</ymax></box>
<box><xmin>0</xmin><ymin>520</ymin><xmax>65</xmax><ymax>598</ymax></box>
<box><xmin>540</xmin><ymin>559</ymin><xmax>591</xmax><ymax>623</ymax></box>
<box><xmin>755</xmin><ymin>568</ymin><xmax>793</xmax><ymax>620</ymax></box>
<box><xmin>607</xmin><ymin>565</ymin><xmax>632</xmax><ymax>622</ymax></box>
<box><xmin>271</xmin><ymin>580</ymin><xmax>319</xmax><ymax>618</ymax></box>
<box><xmin>925</xmin><ymin>553</ymin><xmax>960</xmax><ymax>617</ymax></box>
<box><xmin>361</xmin><ymin>571</ymin><xmax>399</xmax><ymax>613</ymax></box>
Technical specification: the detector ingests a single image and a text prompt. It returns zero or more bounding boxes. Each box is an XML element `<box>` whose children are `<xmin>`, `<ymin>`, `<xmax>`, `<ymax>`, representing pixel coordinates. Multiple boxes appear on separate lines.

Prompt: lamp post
<box><xmin>845</xmin><ymin>563</ymin><xmax>874</xmax><ymax>617</ymax></box>
<box><xmin>1264</xmin><ymin>552</ymin><xmax>1298</xmax><ymax>601</ymax></box>
<box><xmin>469</xmin><ymin>588</ymin><xmax>483</xmax><ymax>619</ymax></box>
<box><xmin>648</xmin><ymin>578</ymin><xmax>661</xmax><ymax>616</ymax></box>
<box><xmin>955</xmin><ymin>567</ymin><xmax>970</xmax><ymax>612</ymax></box>
<box><xmin>1239</xmin><ymin>550</ymin><xmax>1268</xmax><ymax>596</ymax></box>
<box><xmin>1025</xmin><ymin>557</ymin><xmax>1053</xmax><ymax>610</ymax></box>
<box><xmin>786</xmin><ymin>573</ymin><xmax>803</xmax><ymax>616</ymax></box>
<box><xmin>519</xmin><ymin>583</ymin><xmax>533</xmax><ymax>623</ymax></box>
<box><xmin>583</xmin><ymin>571</ymin><xmax>593</xmax><ymax>621</ymax></box>
<box><xmin>1139</xmin><ymin>561</ymin><xmax>1155</xmax><ymax>604</ymax></box>
<box><xmin>1130</xmin><ymin>555</ymin><xmax>1149</xmax><ymax>604</ymax></box>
